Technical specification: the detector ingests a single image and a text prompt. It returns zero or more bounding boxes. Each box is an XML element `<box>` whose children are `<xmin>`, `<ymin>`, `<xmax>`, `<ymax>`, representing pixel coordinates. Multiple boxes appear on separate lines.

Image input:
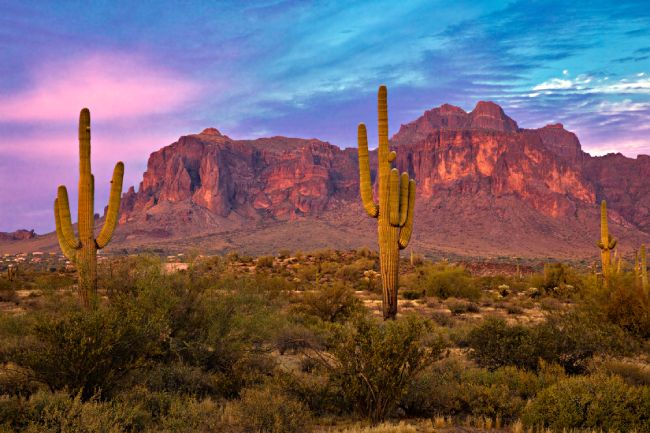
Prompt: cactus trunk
<box><xmin>597</xmin><ymin>200</ymin><xmax>617</xmax><ymax>288</ymax></box>
<box><xmin>358</xmin><ymin>86</ymin><xmax>416</xmax><ymax>320</ymax></box>
<box><xmin>53</xmin><ymin>108</ymin><xmax>124</xmax><ymax>308</ymax></box>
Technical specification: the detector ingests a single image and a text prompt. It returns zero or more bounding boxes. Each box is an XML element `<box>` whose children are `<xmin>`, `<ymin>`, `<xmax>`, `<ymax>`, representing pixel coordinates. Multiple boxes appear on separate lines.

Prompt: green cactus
<box><xmin>54</xmin><ymin>108</ymin><xmax>124</xmax><ymax>307</ymax></box>
<box><xmin>7</xmin><ymin>265</ymin><xmax>15</xmax><ymax>282</ymax></box>
<box><xmin>597</xmin><ymin>200</ymin><xmax>617</xmax><ymax>287</ymax></box>
<box><xmin>358</xmin><ymin>85</ymin><xmax>416</xmax><ymax>320</ymax></box>
<box><xmin>641</xmin><ymin>244</ymin><xmax>648</xmax><ymax>294</ymax></box>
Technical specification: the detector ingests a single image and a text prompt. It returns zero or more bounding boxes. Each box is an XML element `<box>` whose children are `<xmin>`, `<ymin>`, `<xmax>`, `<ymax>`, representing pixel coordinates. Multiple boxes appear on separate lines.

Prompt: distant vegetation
<box><xmin>0</xmin><ymin>248</ymin><xmax>648</xmax><ymax>432</ymax></box>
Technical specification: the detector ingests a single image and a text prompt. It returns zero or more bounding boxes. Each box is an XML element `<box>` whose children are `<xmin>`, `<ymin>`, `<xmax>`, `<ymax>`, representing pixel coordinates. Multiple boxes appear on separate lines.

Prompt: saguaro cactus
<box><xmin>7</xmin><ymin>266</ymin><xmax>15</xmax><ymax>282</ymax></box>
<box><xmin>358</xmin><ymin>86</ymin><xmax>416</xmax><ymax>320</ymax></box>
<box><xmin>54</xmin><ymin>108</ymin><xmax>124</xmax><ymax>307</ymax></box>
<box><xmin>597</xmin><ymin>200</ymin><xmax>617</xmax><ymax>287</ymax></box>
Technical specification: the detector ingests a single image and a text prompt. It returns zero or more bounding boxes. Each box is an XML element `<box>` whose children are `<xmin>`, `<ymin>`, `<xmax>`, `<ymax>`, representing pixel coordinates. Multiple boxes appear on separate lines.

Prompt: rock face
<box><xmin>61</xmin><ymin>102</ymin><xmax>650</xmax><ymax>257</ymax></box>
<box><xmin>120</xmin><ymin>129</ymin><xmax>358</xmax><ymax>223</ymax></box>
<box><xmin>0</xmin><ymin>229</ymin><xmax>36</xmax><ymax>242</ymax></box>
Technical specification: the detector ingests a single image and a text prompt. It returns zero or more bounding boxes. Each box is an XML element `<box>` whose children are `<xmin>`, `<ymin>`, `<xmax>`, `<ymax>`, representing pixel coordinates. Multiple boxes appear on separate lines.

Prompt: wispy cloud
<box><xmin>0</xmin><ymin>53</ymin><xmax>204</xmax><ymax>122</ymax></box>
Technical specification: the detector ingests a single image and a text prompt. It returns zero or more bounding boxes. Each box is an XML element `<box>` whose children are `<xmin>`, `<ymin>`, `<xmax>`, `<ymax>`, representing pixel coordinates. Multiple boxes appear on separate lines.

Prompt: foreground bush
<box><xmin>406</xmin><ymin>263</ymin><xmax>480</xmax><ymax>301</ymax></box>
<box><xmin>10</xmin><ymin>306</ymin><xmax>164</xmax><ymax>399</ymax></box>
<box><xmin>402</xmin><ymin>358</ymin><xmax>564</xmax><ymax>421</ymax></box>
<box><xmin>467</xmin><ymin>312</ymin><xmax>634</xmax><ymax>373</ymax></box>
<box><xmin>232</xmin><ymin>385</ymin><xmax>312</xmax><ymax>433</ymax></box>
<box><xmin>522</xmin><ymin>374</ymin><xmax>650</xmax><ymax>431</ymax></box>
<box><xmin>328</xmin><ymin>315</ymin><xmax>445</xmax><ymax>422</ymax></box>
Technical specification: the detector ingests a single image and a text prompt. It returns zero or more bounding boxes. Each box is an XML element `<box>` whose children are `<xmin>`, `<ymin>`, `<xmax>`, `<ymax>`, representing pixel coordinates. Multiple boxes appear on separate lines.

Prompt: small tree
<box><xmin>327</xmin><ymin>315</ymin><xmax>444</xmax><ymax>422</ymax></box>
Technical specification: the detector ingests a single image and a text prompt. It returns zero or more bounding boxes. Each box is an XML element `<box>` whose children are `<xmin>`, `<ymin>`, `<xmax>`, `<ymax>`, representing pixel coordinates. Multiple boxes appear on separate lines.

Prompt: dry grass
<box><xmin>322</xmin><ymin>421</ymin><xmax>419</xmax><ymax>433</ymax></box>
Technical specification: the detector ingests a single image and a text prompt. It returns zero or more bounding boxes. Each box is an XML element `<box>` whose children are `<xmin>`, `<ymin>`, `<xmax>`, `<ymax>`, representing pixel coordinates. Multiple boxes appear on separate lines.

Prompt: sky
<box><xmin>1</xmin><ymin>0</ymin><xmax>650</xmax><ymax>232</ymax></box>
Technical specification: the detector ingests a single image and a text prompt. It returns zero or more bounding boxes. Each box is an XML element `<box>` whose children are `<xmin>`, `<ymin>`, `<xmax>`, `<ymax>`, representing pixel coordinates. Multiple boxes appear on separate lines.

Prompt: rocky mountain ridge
<box><xmin>3</xmin><ymin>101</ymin><xmax>649</xmax><ymax>258</ymax></box>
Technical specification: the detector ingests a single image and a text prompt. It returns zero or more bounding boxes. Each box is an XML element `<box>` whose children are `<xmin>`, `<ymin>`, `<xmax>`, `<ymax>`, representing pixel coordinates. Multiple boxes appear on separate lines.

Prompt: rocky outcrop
<box><xmin>584</xmin><ymin>153</ymin><xmax>650</xmax><ymax>232</ymax></box>
<box><xmin>120</xmin><ymin>129</ymin><xmax>358</xmax><ymax>223</ymax></box>
<box><xmin>107</xmin><ymin>101</ymin><xmax>650</xmax><ymax>257</ymax></box>
<box><xmin>0</xmin><ymin>229</ymin><xmax>36</xmax><ymax>242</ymax></box>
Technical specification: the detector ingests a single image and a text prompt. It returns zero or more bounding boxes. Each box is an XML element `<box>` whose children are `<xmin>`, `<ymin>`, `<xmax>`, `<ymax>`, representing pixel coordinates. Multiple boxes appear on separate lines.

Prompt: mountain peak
<box><xmin>469</xmin><ymin>101</ymin><xmax>518</xmax><ymax>132</ymax></box>
<box><xmin>199</xmin><ymin>127</ymin><xmax>223</xmax><ymax>136</ymax></box>
<box><xmin>392</xmin><ymin>100</ymin><xmax>518</xmax><ymax>145</ymax></box>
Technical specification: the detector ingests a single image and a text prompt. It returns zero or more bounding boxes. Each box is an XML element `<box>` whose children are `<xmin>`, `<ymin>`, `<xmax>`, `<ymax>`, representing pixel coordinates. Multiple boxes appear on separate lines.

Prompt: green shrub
<box><xmin>274</xmin><ymin>324</ymin><xmax>324</xmax><ymax>354</ymax></box>
<box><xmin>467</xmin><ymin>313</ymin><xmax>635</xmax><ymax>373</ymax></box>
<box><xmin>17</xmin><ymin>390</ymin><xmax>133</xmax><ymax>433</ymax></box>
<box><xmin>232</xmin><ymin>385</ymin><xmax>312</xmax><ymax>433</ymax></box>
<box><xmin>401</xmin><ymin>358</ymin><xmax>565</xmax><ymax>421</ymax></box>
<box><xmin>605</xmin><ymin>280</ymin><xmax>650</xmax><ymax>338</ymax></box>
<box><xmin>401</xmin><ymin>290</ymin><xmax>424</xmax><ymax>300</ymax></box>
<box><xmin>10</xmin><ymin>306</ymin><xmax>164</xmax><ymax>399</ymax></box>
<box><xmin>534</xmin><ymin>310</ymin><xmax>636</xmax><ymax>374</ymax></box>
<box><xmin>466</xmin><ymin>318</ymin><xmax>538</xmax><ymax>370</ymax></box>
<box><xmin>328</xmin><ymin>315</ymin><xmax>445</xmax><ymax>422</ymax></box>
<box><xmin>407</xmin><ymin>263</ymin><xmax>480</xmax><ymax>301</ymax></box>
<box><xmin>299</xmin><ymin>283</ymin><xmax>362</xmax><ymax>322</ymax></box>
<box><xmin>522</xmin><ymin>374</ymin><xmax>650</xmax><ymax>432</ymax></box>
<box><xmin>446</xmin><ymin>298</ymin><xmax>479</xmax><ymax>315</ymax></box>
<box><xmin>257</xmin><ymin>255</ymin><xmax>275</xmax><ymax>268</ymax></box>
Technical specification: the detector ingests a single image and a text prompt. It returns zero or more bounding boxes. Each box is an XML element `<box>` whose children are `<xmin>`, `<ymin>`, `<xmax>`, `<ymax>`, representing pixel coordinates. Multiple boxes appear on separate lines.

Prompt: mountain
<box><xmin>3</xmin><ymin>102</ymin><xmax>649</xmax><ymax>259</ymax></box>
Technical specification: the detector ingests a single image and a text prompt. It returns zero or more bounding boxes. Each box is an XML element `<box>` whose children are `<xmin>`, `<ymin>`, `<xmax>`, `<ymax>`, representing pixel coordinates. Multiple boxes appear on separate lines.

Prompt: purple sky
<box><xmin>1</xmin><ymin>1</ymin><xmax>650</xmax><ymax>232</ymax></box>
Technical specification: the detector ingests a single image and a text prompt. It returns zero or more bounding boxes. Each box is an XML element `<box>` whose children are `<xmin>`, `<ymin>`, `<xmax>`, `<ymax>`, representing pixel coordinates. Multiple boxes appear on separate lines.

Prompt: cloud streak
<box><xmin>0</xmin><ymin>54</ymin><xmax>204</xmax><ymax>122</ymax></box>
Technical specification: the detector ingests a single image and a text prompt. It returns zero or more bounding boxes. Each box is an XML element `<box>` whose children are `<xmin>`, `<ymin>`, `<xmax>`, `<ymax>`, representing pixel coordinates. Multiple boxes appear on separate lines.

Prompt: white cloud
<box><xmin>531</xmin><ymin>73</ymin><xmax>650</xmax><ymax>96</ymax></box>
<box><xmin>532</xmin><ymin>78</ymin><xmax>573</xmax><ymax>91</ymax></box>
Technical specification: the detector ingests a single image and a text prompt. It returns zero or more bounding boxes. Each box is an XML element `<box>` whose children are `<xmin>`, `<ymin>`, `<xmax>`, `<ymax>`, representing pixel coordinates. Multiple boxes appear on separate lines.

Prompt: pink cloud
<box><xmin>0</xmin><ymin>53</ymin><xmax>203</xmax><ymax>121</ymax></box>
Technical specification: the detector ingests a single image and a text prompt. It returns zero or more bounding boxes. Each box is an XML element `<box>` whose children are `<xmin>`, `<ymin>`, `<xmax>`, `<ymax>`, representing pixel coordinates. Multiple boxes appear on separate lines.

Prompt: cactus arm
<box><xmin>78</xmin><ymin>109</ymin><xmax>94</xmax><ymax>243</ymax></box>
<box><xmin>398</xmin><ymin>172</ymin><xmax>409</xmax><ymax>227</ymax></box>
<box><xmin>56</xmin><ymin>185</ymin><xmax>81</xmax><ymax>250</ymax></box>
<box><xmin>357</xmin><ymin>123</ymin><xmax>378</xmax><ymax>218</ymax></box>
<box><xmin>398</xmin><ymin>179</ymin><xmax>416</xmax><ymax>250</ymax></box>
<box><xmin>600</xmin><ymin>200</ymin><xmax>608</xmax><ymax>246</ymax></box>
<box><xmin>377</xmin><ymin>86</ymin><xmax>390</xmax><ymax>213</ymax></box>
<box><xmin>608</xmin><ymin>235</ymin><xmax>617</xmax><ymax>250</ymax></box>
<box><xmin>96</xmin><ymin>162</ymin><xmax>124</xmax><ymax>249</ymax></box>
<box><xmin>389</xmin><ymin>168</ymin><xmax>400</xmax><ymax>226</ymax></box>
<box><xmin>54</xmin><ymin>198</ymin><xmax>78</xmax><ymax>262</ymax></box>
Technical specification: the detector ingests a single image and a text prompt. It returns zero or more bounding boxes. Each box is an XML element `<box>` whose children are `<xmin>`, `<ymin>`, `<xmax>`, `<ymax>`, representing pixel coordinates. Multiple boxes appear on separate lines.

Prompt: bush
<box><xmin>467</xmin><ymin>312</ymin><xmax>635</xmax><ymax>373</ymax></box>
<box><xmin>401</xmin><ymin>290</ymin><xmax>424</xmax><ymax>300</ymax></box>
<box><xmin>328</xmin><ymin>315</ymin><xmax>445</xmax><ymax>422</ymax></box>
<box><xmin>466</xmin><ymin>318</ymin><xmax>538</xmax><ymax>370</ymax></box>
<box><xmin>274</xmin><ymin>324</ymin><xmax>323</xmax><ymax>355</ymax></box>
<box><xmin>407</xmin><ymin>263</ymin><xmax>480</xmax><ymax>301</ymax></box>
<box><xmin>257</xmin><ymin>255</ymin><xmax>275</xmax><ymax>268</ymax></box>
<box><xmin>232</xmin><ymin>385</ymin><xmax>312</xmax><ymax>433</ymax></box>
<box><xmin>534</xmin><ymin>310</ymin><xmax>636</xmax><ymax>374</ymax></box>
<box><xmin>401</xmin><ymin>358</ymin><xmax>565</xmax><ymax>421</ymax></box>
<box><xmin>446</xmin><ymin>298</ymin><xmax>479</xmax><ymax>315</ymax></box>
<box><xmin>6</xmin><ymin>390</ymin><xmax>134</xmax><ymax>433</ymax></box>
<box><xmin>605</xmin><ymin>280</ymin><xmax>650</xmax><ymax>338</ymax></box>
<box><xmin>9</xmin><ymin>306</ymin><xmax>164</xmax><ymax>399</ymax></box>
<box><xmin>299</xmin><ymin>283</ymin><xmax>362</xmax><ymax>322</ymax></box>
<box><xmin>522</xmin><ymin>374</ymin><xmax>650</xmax><ymax>432</ymax></box>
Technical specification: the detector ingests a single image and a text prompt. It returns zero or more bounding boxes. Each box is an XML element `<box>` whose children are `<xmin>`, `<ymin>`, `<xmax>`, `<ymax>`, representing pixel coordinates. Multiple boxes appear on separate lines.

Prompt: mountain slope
<box><xmin>3</xmin><ymin>102</ymin><xmax>649</xmax><ymax>259</ymax></box>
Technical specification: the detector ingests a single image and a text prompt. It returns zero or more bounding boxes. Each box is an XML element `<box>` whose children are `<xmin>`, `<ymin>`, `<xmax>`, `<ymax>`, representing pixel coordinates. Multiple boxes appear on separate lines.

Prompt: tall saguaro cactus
<box><xmin>54</xmin><ymin>109</ymin><xmax>124</xmax><ymax>307</ymax></box>
<box><xmin>597</xmin><ymin>200</ymin><xmax>617</xmax><ymax>287</ymax></box>
<box><xmin>358</xmin><ymin>86</ymin><xmax>416</xmax><ymax>320</ymax></box>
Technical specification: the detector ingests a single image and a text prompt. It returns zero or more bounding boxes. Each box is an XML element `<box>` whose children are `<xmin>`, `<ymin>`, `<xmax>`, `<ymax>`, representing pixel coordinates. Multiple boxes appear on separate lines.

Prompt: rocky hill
<box><xmin>3</xmin><ymin>102</ymin><xmax>649</xmax><ymax>259</ymax></box>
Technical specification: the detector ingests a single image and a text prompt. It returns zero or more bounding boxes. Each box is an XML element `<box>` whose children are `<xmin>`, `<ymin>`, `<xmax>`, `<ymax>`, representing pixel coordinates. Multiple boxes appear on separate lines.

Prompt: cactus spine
<box><xmin>358</xmin><ymin>86</ymin><xmax>416</xmax><ymax>320</ymax></box>
<box><xmin>54</xmin><ymin>109</ymin><xmax>124</xmax><ymax>307</ymax></box>
<box><xmin>597</xmin><ymin>200</ymin><xmax>617</xmax><ymax>287</ymax></box>
<box><xmin>641</xmin><ymin>244</ymin><xmax>648</xmax><ymax>294</ymax></box>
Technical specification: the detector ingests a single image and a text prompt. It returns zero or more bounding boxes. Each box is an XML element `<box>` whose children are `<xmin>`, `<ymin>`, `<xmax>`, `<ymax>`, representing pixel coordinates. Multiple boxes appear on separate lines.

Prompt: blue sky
<box><xmin>1</xmin><ymin>0</ymin><xmax>649</xmax><ymax>232</ymax></box>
